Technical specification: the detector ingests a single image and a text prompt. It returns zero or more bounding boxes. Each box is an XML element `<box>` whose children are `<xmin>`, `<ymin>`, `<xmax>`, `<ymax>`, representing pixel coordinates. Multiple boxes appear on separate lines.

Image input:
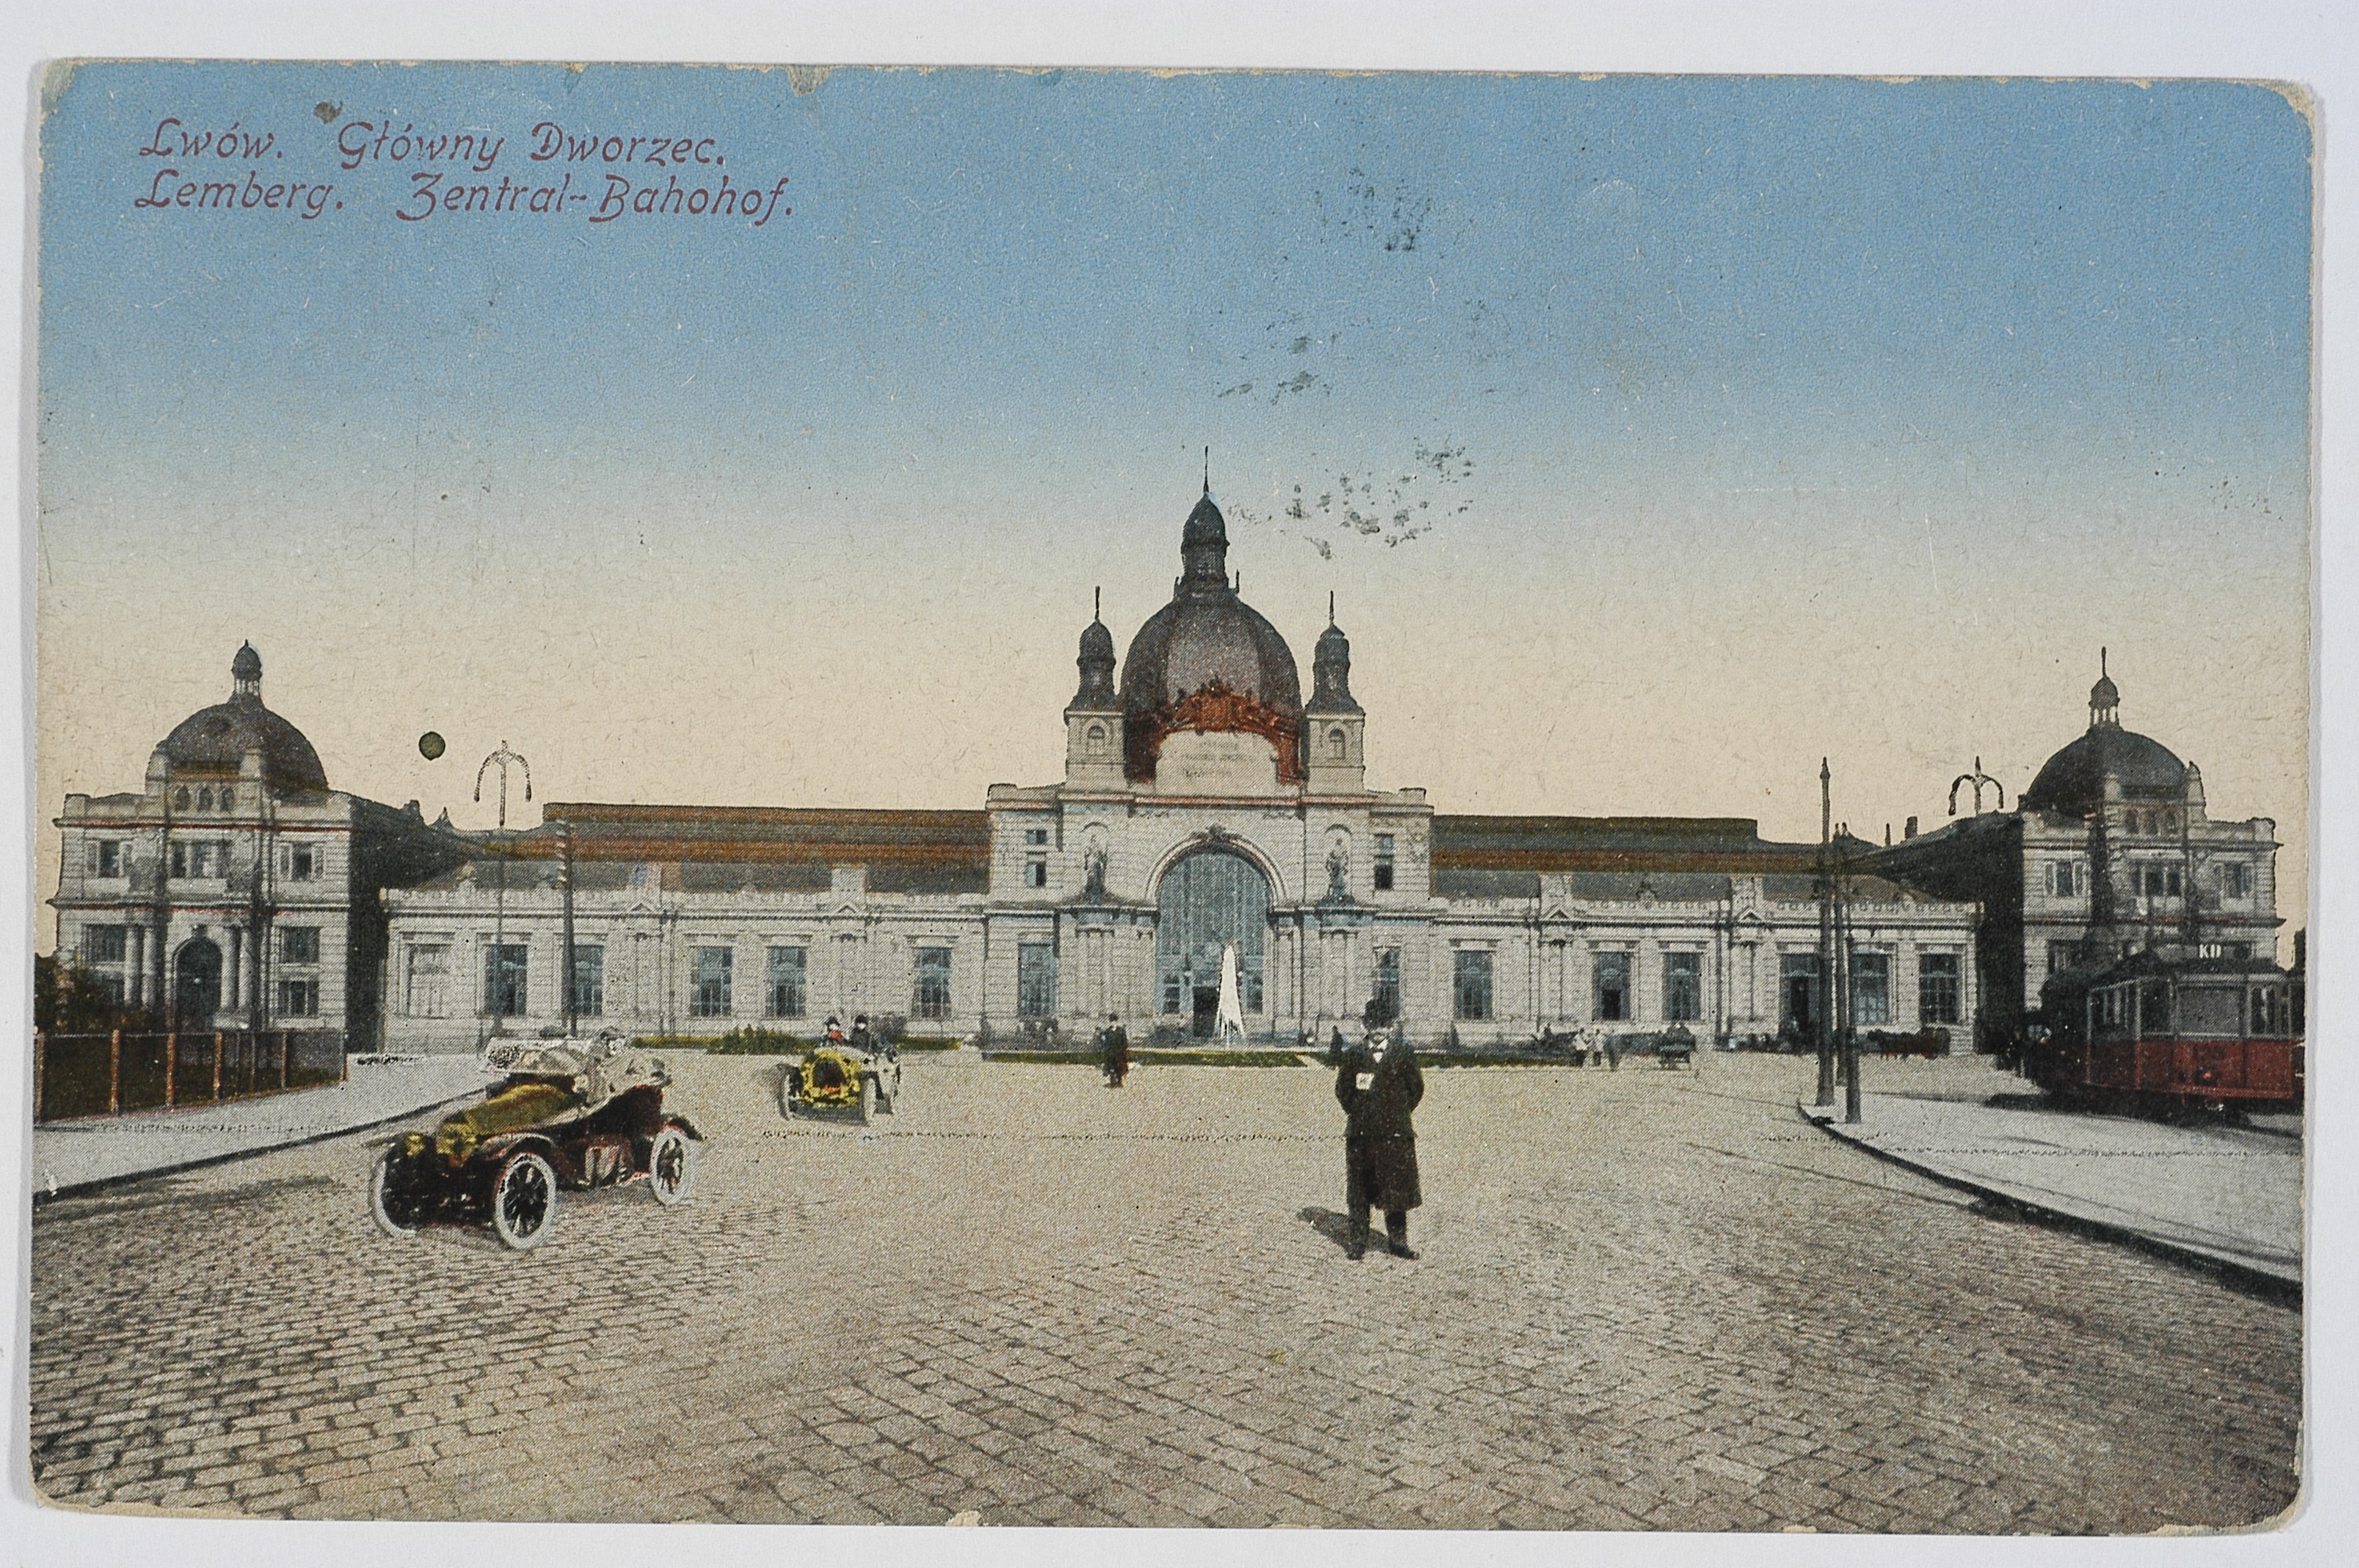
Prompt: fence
<box><xmin>32</xmin><ymin>1029</ymin><xmax>347</xmax><ymax>1123</ymax></box>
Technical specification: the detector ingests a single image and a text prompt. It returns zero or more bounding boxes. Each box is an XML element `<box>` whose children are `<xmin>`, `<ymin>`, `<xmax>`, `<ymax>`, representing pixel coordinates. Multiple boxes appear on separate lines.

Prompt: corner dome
<box><xmin>158</xmin><ymin>644</ymin><xmax>329</xmax><ymax>796</ymax></box>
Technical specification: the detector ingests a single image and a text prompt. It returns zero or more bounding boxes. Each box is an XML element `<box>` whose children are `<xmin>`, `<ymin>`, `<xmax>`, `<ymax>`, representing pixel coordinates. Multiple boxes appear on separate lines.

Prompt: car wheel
<box><xmin>490</xmin><ymin>1151</ymin><xmax>558</xmax><ymax>1250</ymax></box>
<box><xmin>369</xmin><ymin>1149</ymin><xmax>418</xmax><ymax>1240</ymax></box>
<box><xmin>780</xmin><ymin>1069</ymin><xmax>799</xmax><ymax>1120</ymax></box>
<box><xmin>648</xmin><ymin>1126</ymin><xmax>694</xmax><ymax>1206</ymax></box>
<box><xmin>860</xmin><ymin>1075</ymin><xmax>878</xmax><ymax>1126</ymax></box>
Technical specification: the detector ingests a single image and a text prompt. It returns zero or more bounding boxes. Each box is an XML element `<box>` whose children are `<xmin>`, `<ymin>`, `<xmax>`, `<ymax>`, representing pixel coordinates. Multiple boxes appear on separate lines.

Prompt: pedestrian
<box><xmin>1605</xmin><ymin>1033</ymin><xmax>1622</xmax><ymax>1072</ymax></box>
<box><xmin>1335</xmin><ymin>997</ymin><xmax>1423</xmax><ymax>1260</ymax></box>
<box><xmin>1096</xmin><ymin>1012</ymin><xmax>1130</xmax><ymax>1088</ymax></box>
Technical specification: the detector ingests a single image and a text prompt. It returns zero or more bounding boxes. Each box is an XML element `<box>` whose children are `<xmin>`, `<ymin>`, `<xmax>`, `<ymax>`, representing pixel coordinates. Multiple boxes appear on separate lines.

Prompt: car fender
<box><xmin>660</xmin><ymin>1113</ymin><xmax>706</xmax><ymax>1142</ymax></box>
<box><xmin>477</xmin><ymin>1131</ymin><xmax>576</xmax><ymax>1185</ymax></box>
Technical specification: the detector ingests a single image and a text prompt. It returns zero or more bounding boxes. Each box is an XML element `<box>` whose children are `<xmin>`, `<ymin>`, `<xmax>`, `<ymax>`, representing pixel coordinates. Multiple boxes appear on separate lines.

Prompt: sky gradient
<box><xmin>36</xmin><ymin>64</ymin><xmax>2313</xmax><ymax>951</ymax></box>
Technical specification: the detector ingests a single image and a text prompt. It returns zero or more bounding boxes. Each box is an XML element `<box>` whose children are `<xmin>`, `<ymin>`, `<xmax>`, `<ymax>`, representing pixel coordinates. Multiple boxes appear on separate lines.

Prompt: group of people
<box><xmin>820</xmin><ymin>1014</ymin><xmax>892</xmax><ymax>1058</ymax></box>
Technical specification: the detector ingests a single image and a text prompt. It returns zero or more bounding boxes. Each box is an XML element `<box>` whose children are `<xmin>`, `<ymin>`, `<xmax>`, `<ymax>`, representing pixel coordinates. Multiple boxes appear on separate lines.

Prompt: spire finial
<box><xmin>1203</xmin><ymin>446</ymin><xmax>1210</xmax><ymax>496</ymax></box>
<box><xmin>2102</xmin><ymin>646</ymin><xmax>2108</xmax><ymax>677</ymax></box>
<box><xmin>1094</xmin><ymin>586</ymin><xmax>1101</xmax><ymax>622</ymax></box>
<box><xmin>1329</xmin><ymin>590</ymin><xmax>1336</xmax><ymax>626</ymax></box>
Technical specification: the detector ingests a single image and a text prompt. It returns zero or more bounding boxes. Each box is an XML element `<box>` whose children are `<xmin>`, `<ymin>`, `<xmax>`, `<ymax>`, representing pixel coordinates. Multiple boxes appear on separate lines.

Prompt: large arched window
<box><xmin>1156</xmin><ymin>848</ymin><xmax>1270</xmax><ymax>1033</ymax></box>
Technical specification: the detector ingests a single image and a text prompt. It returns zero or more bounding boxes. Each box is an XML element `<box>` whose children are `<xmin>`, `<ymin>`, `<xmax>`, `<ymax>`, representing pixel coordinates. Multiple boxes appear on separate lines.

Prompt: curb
<box><xmin>33</xmin><ymin>1087</ymin><xmax>482</xmax><ymax>1207</ymax></box>
<box><xmin>1795</xmin><ymin>1101</ymin><xmax>2300</xmax><ymax>1307</ymax></box>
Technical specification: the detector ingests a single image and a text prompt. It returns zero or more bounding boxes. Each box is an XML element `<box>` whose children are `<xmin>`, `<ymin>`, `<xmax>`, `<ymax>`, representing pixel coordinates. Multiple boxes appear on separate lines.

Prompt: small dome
<box><xmin>1079</xmin><ymin>618</ymin><xmax>1114</xmax><ymax>662</ymax></box>
<box><xmin>1071</xmin><ymin>612</ymin><xmax>1118</xmax><ymax>710</ymax></box>
<box><xmin>1182</xmin><ymin>491</ymin><xmax>1227</xmax><ymax>550</ymax></box>
<box><xmin>1309</xmin><ymin>618</ymin><xmax>1360</xmax><ymax>713</ymax></box>
<box><xmin>158</xmin><ymin>644</ymin><xmax>329</xmax><ymax>796</ymax></box>
<box><xmin>2090</xmin><ymin>671</ymin><xmax>2120</xmax><ymax>710</ymax></box>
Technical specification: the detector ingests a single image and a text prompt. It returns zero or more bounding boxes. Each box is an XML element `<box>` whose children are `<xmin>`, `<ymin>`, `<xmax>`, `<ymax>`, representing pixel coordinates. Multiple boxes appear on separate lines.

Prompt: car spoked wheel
<box><xmin>369</xmin><ymin>1150</ymin><xmax>418</xmax><ymax>1240</ymax></box>
<box><xmin>647</xmin><ymin>1127</ymin><xmax>694</xmax><ymax>1206</ymax></box>
<box><xmin>490</xmin><ymin>1151</ymin><xmax>558</xmax><ymax>1250</ymax></box>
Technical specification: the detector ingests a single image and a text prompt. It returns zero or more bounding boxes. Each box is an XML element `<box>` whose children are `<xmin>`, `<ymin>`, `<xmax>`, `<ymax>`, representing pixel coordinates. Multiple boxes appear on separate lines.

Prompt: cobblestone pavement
<box><xmin>28</xmin><ymin>1052</ymin><xmax>2302</xmax><ymax>1530</ymax></box>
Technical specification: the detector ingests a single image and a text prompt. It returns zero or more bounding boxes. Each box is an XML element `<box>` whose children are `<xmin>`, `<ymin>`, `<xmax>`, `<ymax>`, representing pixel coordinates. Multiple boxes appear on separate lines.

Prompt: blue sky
<box><xmin>36</xmin><ymin>63</ymin><xmax>2314</xmax><ymax>943</ymax></box>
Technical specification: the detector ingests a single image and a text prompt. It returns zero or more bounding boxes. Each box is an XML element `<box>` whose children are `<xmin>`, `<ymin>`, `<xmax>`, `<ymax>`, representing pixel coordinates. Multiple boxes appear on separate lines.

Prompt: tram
<box><xmin>2028</xmin><ymin>949</ymin><xmax>2303</xmax><ymax>1112</ymax></box>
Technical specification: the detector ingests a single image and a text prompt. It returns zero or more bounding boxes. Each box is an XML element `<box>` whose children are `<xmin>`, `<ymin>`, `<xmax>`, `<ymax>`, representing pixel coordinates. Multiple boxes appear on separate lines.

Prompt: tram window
<box><xmin>2175</xmin><ymin>982</ymin><xmax>2243</xmax><ymax>1037</ymax></box>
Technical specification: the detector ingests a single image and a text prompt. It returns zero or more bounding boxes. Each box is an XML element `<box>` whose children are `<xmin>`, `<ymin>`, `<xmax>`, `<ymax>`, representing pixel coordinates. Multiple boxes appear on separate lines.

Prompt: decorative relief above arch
<box><xmin>1125</xmin><ymin>678</ymin><xmax>1304</xmax><ymax>786</ymax></box>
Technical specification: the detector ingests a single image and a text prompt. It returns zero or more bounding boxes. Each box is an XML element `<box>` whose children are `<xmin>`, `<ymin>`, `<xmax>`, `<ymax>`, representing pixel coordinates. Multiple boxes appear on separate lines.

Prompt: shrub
<box><xmin>634</xmin><ymin>1026</ymin><xmax>809</xmax><ymax>1055</ymax></box>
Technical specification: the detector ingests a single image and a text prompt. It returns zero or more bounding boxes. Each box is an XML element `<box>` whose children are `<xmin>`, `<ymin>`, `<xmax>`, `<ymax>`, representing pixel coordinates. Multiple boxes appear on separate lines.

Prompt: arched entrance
<box><xmin>175</xmin><ymin>935</ymin><xmax>223</xmax><ymax>1025</ymax></box>
<box><xmin>1156</xmin><ymin>849</ymin><xmax>1270</xmax><ymax>1038</ymax></box>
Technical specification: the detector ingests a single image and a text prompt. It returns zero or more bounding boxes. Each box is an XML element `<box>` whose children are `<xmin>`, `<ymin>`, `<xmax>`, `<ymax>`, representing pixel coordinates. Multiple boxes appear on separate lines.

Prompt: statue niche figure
<box><xmin>1326</xmin><ymin>842</ymin><xmax>1351</xmax><ymax>902</ymax></box>
<box><xmin>1083</xmin><ymin>843</ymin><xmax>1109</xmax><ymax>900</ymax></box>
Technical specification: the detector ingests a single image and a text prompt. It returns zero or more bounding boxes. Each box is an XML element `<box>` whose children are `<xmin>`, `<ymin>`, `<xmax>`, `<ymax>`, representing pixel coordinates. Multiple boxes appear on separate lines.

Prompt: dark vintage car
<box><xmin>370</xmin><ymin>1036</ymin><xmax>702</xmax><ymax>1250</ymax></box>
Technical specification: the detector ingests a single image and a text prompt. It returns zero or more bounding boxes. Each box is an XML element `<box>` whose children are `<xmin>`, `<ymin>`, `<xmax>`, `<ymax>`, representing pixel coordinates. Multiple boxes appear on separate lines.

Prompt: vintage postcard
<box><xmin>24</xmin><ymin>60</ymin><xmax>2312</xmax><ymax>1537</ymax></box>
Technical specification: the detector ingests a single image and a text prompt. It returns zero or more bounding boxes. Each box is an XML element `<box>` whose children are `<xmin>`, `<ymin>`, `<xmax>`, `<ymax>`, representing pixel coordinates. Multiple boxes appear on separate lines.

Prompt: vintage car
<box><xmin>370</xmin><ymin>1035</ymin><xmax>702</xmax><ymax>1250</ymax></box>
<box><xmin>780</xmin><ymin>1037</ymin><xmax>902</xmax><ymax>1124</ymax></box>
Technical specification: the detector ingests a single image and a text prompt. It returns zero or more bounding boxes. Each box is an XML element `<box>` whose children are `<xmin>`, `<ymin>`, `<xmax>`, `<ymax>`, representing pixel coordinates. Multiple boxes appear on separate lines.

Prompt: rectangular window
<box><xmin>569</xmin><ymin>945</ymin><xmax>604</xmax><ymax>1018</ymax></box>
<box><xmin>2048</xmin><ymin>861</ymin><xmax>2081</xmax><ymax>898</ymax></box>
<box><xmin>169</xmin><ymin>841</ymin><xmax>184</xmax><ymax>878</ymax></box>
<box><xmin>2165</xmin><ymin>866</ymin><xmax>2182</xmax><ymax>897</ymax></box>
<box><xmin>2221</xmin><ymin>862</ymin><xmax>2252</xmax><ymax>899</ymax></box>
<box><xmin>86</xmin><ymin>840</ymin><xmax>123</xmax><ymax>877</ymax></box>
<box><xmin>1663</xmin><ymin>951</ymin><xmax>1702</xmax><ymax>1022</ymax></box>
<box><xmin>288</xmin><ymin>844</ymin><xmax>318</xmax><ymax>881</ymax></box>
<box><xmin>405</xmin><ymin>944</ymin><xmax>449</xmax><ymax>1018</ymax></box>
<box><xmin>1374</xmin><ymin>948</ymin><xmax>1402</xmax><ymax>1021</ymax></box>
<box><xmin>276</xmin><ymin>977</ymin><xmax>319</xmax><ymax>1017</ymax></box>
<box><xmin>87</xmin><ymin>971</ymin><xmax>126</xmax><ymax>1007</ymax></box>
<box><xmin>1454</xmin><ymin>948</ymin><xmax>1496</xmax><ymax>1022</ymax></box>
<box><xmin>1373</xmin><ymin>835</ymin><xmax>1396</xmax><ymax>892</ymax></box>
<box><xmin>483</xmin><ymin>943</ymin><xmax>528</xmax><ymax>1018</ymax></box>
<box><xmin>914</xmin><ymin>946</ymin><xmax>953</xmax><ymax>1019</ymax></box>
<box><xmin>1594</xmin><ymin>950</ymin><xmax>1630</xmax><ymax>1022</ymax></box>
<box><xmin>1023</xmin><ymin>857</ymin><xmax>1048</xmax><ymax>888</ymax></box>
<box><xmin>768</xmin><ymin>946</ymin><xmax>808</xmax><ymax>1018</ymax></box>
<box><xmin>1024</xmin><ymin>827</ymin><xmax>1049</xmax><ymax>846</ymax></box>
<box><xmin>82</xmin><ymin>924</ymin><xmax>129</xmax><ymax>965</ymax></box>
<box><xmin>2048</xmin><ymin>938</ymin><xmax>2082</xmax><ymax>975</ymax></box>
<box><xmin>1919</xmin><ymin>953</ymin><xmax>1961</xmax><ymax>1025</ymax></box>
<box><xmin>1851</xmin><ymin>951</ymin><xmax>1891</xmax><ymax>1026</ymax></box>
<box><xmin>280</xmin><ymin>926</ymin><xmax>321</xmax><ymax>965</ymax></box>
<box><xmin>1016</xmin><ymin>942</ymin><xmax>1055</xmax><ymax>1018</ymax></box>
<box><xmin>691</xmin><ymin>946</ymin><xmax>734</xmax><ymax>1017</ymax></box>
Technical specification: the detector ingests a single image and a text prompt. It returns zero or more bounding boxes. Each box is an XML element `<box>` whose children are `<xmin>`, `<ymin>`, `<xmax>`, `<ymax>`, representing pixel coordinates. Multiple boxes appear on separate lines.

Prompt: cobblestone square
<box><xmin>28</xmin><ymin>1053</ymin><xmax>2302</xmax><ymax>1530</ymax></box>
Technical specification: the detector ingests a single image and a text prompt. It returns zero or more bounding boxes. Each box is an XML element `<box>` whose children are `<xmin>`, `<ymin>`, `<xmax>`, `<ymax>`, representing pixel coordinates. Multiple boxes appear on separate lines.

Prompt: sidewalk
<box><xmin>1802</xmin><ymin>1082</ymin><xmax>2302</xmax><ymax>1294</ymax></box>
<box><xmin>31</xmin><ymin>1054</ymin><xmax>486</xmax><ymax>1202</ymax></box>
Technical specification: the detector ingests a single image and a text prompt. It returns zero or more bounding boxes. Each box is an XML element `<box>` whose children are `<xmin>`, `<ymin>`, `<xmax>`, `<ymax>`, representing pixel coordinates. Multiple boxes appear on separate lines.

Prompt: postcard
<box><xmin>25</xmin><ymin>60</ymin><xmax>2310</xmax><ymax>1534</ymax></box>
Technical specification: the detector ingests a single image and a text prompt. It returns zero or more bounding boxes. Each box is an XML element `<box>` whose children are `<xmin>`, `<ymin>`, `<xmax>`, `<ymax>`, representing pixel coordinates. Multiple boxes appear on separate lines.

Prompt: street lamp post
<box><xmin>474</xmin><ymin>742</ymin><xmax>532</xmax><ymax>1044</ymax></box>
<box><xmin>1816</xmin><ymin>760</ymin><xmax>1836</xmax><ymax>1109</ymax></box>
<box><xmin>1948</xmin><ymin>757</ymin><xmax>2007</xmax><ymax>818</ymax></box>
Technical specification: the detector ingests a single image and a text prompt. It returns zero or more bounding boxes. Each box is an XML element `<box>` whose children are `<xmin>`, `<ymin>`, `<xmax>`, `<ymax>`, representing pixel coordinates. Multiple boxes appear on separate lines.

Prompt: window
<box><xmin>2139</xmin><ymin>865</ymin><xmax>2182</xmax><ymax>898</ymax></box>
<box><xmin>691</xmin><ymin>946</ymin><xmax>734</xmax><ymax>1017</ymax></box>
<box><xmin>1024</xmin><ymin>828</ymin><xmax>1049</xmax><ymax>846</ymax></box>
<box><xmin>483</xmin><ymin>943</ymin><xmax>528</xmax><ymax>1017</ymax></box>
<box><xmin>1327</xmin><ymin>726</ymin><xmax>1347</xmax><ymax>759</ymax></box>
<box><xmin>2221</xmin><ymin>862</ymin><xmax>2252</xmax><ymax>899</ymax></box>
<box><xmin>82</xmin><ymin>924</ymin><xmax>129</xmax><ymax>964</ymax></box>
<box><xmin>1373</xmin><ymin>835</ymin><xmax>1396</xmax><ymax>892</ymax></box>
<box><xmin>1374</xmin><ymin>948</ymin><xmax>1402</xmax><ymax>1022</ymax></box>
<box><xmin>914</xmin><ymin>946</ymin><xmax>952</xmax><ymax>1019</ymax></box>
<box><xmin>1024</xmin><ymin>857</ymin><xmax>1048</xmax><ymax>888</ymax></box>
<box><xmin>569</xmin><ymin>945</ymin><xmax>604</xmax><ymax>1018</ymax></box>
<box><xmin>86</xmin><ymin>971</ymin><xmax>126</xmax><ymax>1006</ymax></box>
<box><xmin>173</xmin><ymin>787</ymin><xmax>191</xmax><ymax>810</ymax></box>
<box><xmin>280</xmin><ymin>926</ymin><xmax>320</xmax><ymax>965</ymax></box>
<box><xmin>171</xmin><ymin>838</ymin><xmax>231</xmax><ymax>879</ymax></box>
<box><xmin>85</xmin><ymin>840</ymin><xmax>122</xmax><ymax>877</ymax></box>
<box><xmin>276</xmin><ymin>978</ymin><xmax>319</xmax><ymax>1016</ymax></box>
<box><xmin>288</xmin><ymin>844</ymin><xmax>318</xmax><ymax>881</ymax></box>
<box><xmin>1594</xmin><ymin>950</ymin><xmax>1630</xmax><ymax>1022</ymax></box>
<box><xmin>2047</xmin><ymin>861</ymin><xmax>2081</xmax><ymax>898</ymax></box>
<box><xmin>1663</xmin><ymin>951</ymin><xmax>1702</xmax><ymax>1022</ymax></box>
<box><xmin>1919</xmin><ymin>953</ymin><xmax>1961</xmax><ymax>1025</ymax></box>
<box><xmin>197</xmin><ymin>787</ymin><xmax>213</xmax><ymax>811</ymax></box>
<box><xmin>1851</xmin><ymin>951</ymin><xmax>1891</xmax><ymax>1026</ymax></box>
<box><xmin>1454</xmin><ymin>949</ymin><xmax>1495</xmax><ymax>1022</ymax></box>
<box><xmin>768</xmin><ymin>946</ymin><xmax>808</xmax><ymax>1018</ymax></box>
<box><xmin>1016</xmin><ymin>942</ymin><xmax>1055</xmax><ymax>1018</ymax></box>
<box><xmin>2048</xmin><ymin>939</ymin><xmax>2082</xmax><ymax>975</ymax></box>
<box><xmin>405</xmin><ymin>944</ymin><xmax>449</xmax><ymax>1018</ymax></box>
<box><xmin>218</xmin><ymin>787</ymin><xmax>234</xmax><ymax>811</ymax></box>
<box><xmin>1085</xmin><ymin>722</ymin><xmax>1107</xmax><ymax>750</ymax></box>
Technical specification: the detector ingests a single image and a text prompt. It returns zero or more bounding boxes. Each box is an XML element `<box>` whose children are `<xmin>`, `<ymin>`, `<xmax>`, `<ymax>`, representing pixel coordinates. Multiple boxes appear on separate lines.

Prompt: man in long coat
<box><xmin>1096</xmin><ymin>1013</ymin><xmax>1130</xmax><ymax>1088</ymax></box>
<box><xmin>1336</xmin><ymin>999</ymin><xmax>1423</xmax><ymax>1259</ymax></box>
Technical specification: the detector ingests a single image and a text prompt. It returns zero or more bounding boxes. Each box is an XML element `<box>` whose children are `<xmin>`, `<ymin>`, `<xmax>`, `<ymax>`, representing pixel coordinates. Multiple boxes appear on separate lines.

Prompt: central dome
<box><xmin>2020</xmin><ymin>659</ymin><xmax>2184</xmax><ymax>816</ymax></box>
<box><xmin>1119</xmin><ymin>488</ymin><xmax>1303</xmax><ymax>782</ymax></box>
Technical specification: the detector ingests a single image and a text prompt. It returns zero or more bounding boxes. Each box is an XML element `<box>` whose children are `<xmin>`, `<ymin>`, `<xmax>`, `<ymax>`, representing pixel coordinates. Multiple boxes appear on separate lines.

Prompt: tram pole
<box><xmin>1816</xmin><ymin>759</ymin><xmax>1836</xmax><ymax>1107</ymax></box>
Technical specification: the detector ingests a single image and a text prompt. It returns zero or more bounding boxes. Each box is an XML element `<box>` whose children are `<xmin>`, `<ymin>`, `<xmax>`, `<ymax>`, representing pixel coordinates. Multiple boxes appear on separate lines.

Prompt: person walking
<box><xmin>1096</xmin><ymin>1012</ymin><xmax>1130</xmax><ymax>1088</ymax></box>
<box><xmin>1335</xmin><ymin>998</ymin><xmax>1423</xmax><ymax>1260</ymax></box>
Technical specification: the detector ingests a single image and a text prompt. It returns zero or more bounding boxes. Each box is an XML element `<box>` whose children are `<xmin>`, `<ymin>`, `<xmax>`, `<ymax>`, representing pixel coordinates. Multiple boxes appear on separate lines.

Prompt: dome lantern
<box><xmin>2089</xmin><ymin>647</ymin><xmax>2121</xmax><ymax>729</ymax></box>
<box><xmin>1070</xmin><ymin>588</ymin><xmax>1118</xmax><ymax>710</ymax></box>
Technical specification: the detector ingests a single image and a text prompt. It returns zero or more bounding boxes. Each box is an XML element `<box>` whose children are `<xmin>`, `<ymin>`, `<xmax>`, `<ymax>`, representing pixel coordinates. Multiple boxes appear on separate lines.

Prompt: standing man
<box><xmin>1335</xmin><ymin>997</ymin><xmax>1423</xmax><ymax>1260</ymax></box>
<box><xmin>1096</xmin><ymin>1012</ymin><xmax>1130</xmax><ymax>1088</ymax></box>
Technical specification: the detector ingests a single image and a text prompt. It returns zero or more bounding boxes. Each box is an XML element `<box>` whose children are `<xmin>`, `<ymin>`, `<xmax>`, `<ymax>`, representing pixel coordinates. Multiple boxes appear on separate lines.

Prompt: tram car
<box><xmin>2028</xmin><ymin>949</ymin><xmax>2303</xmax><ymax>1112</ymax></box>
